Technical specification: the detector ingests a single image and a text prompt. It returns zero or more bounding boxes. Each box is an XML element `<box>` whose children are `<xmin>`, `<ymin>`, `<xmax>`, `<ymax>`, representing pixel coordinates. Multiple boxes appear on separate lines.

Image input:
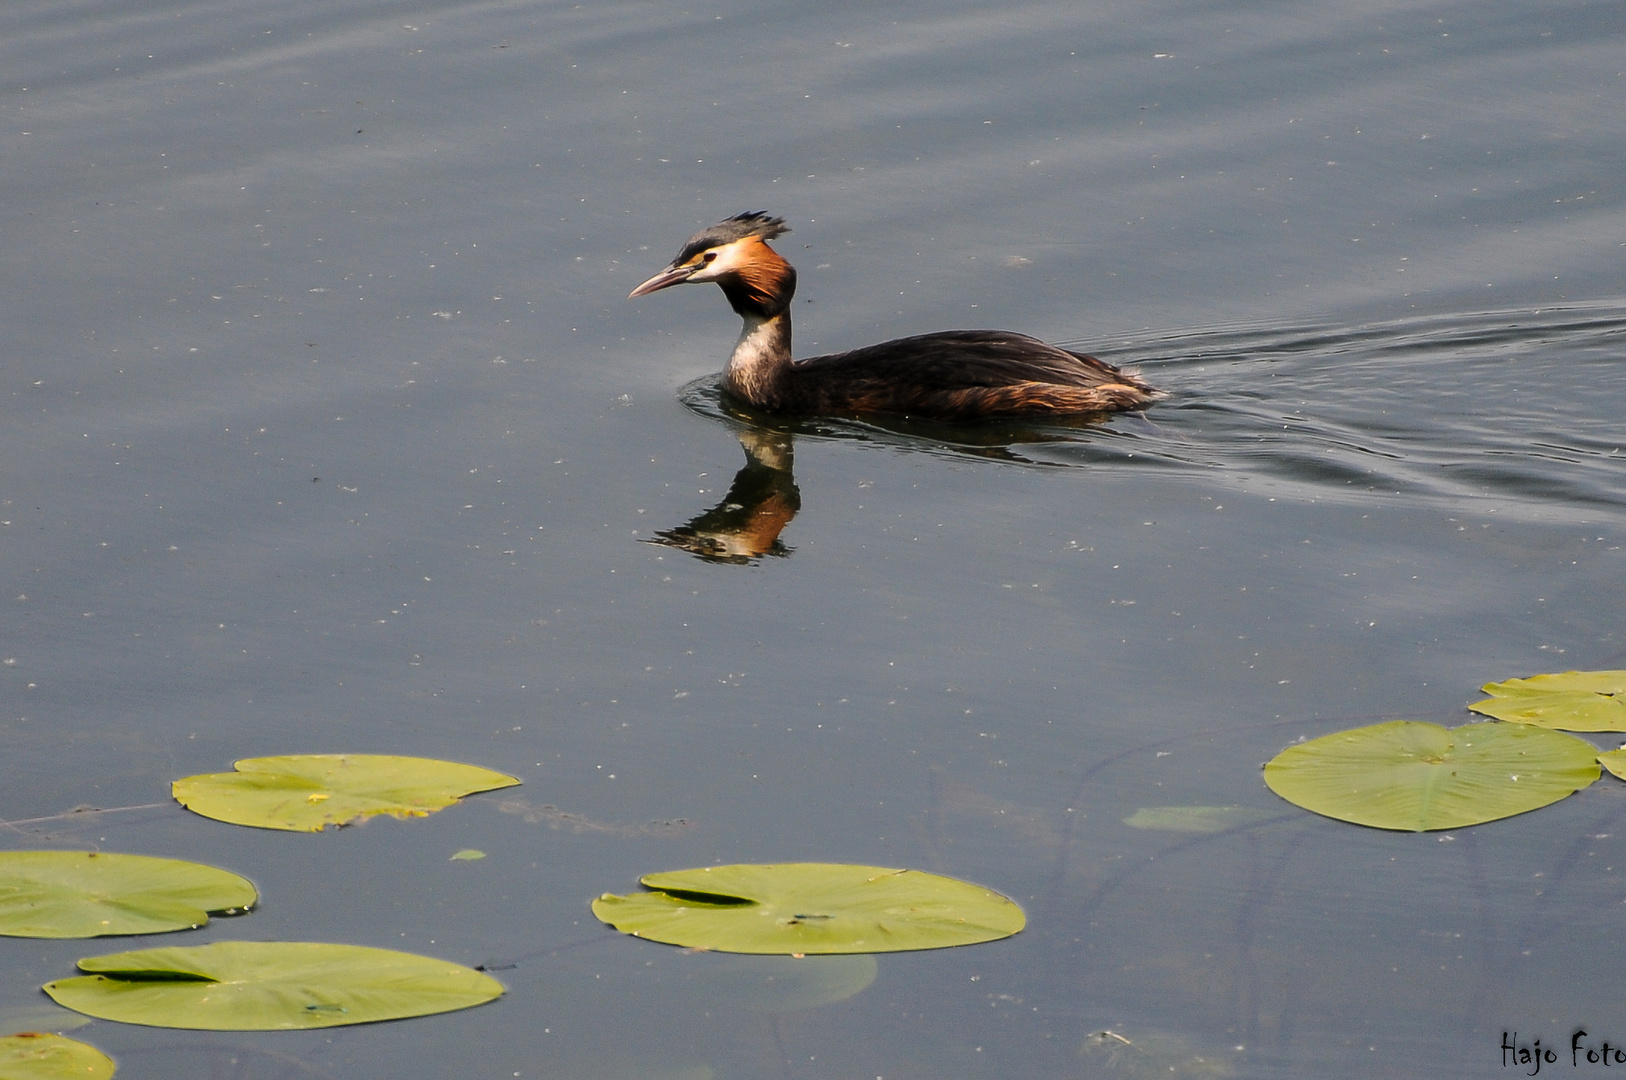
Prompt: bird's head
<box><xmin>629</xmin><ymin>212</ymin><xmax>795</xmax><ymax>316</ymax></box>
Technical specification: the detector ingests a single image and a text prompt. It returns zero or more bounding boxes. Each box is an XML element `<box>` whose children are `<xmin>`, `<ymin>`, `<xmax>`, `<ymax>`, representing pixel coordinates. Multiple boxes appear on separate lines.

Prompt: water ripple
<box><xmin>679</xmin><ymin>300</ymin><xmax>1626</xmax><ymax>524</ymax></box>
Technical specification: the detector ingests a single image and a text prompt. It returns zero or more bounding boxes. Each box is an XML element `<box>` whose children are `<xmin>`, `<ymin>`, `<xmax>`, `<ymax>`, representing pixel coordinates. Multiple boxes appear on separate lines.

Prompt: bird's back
<box><xmin>779</xmin><ymin>330</ymin><xmax>1161</xmax><ymax>418</ymax></box>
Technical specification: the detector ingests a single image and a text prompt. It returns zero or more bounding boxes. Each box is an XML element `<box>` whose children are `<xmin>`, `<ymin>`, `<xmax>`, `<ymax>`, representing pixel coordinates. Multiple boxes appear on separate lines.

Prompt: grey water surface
<box><xmin>2</xmin><ymin>0</ymin><xmax>1624</xmax><ymax>1077</ymax></box>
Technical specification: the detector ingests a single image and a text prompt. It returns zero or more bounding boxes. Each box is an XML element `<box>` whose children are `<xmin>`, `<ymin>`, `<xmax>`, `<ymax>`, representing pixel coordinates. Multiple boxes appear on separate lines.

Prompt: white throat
<box><xmin>726</xmin><ymin>312</ymin><xmax>790</xmax><ymax>402</ymax></box>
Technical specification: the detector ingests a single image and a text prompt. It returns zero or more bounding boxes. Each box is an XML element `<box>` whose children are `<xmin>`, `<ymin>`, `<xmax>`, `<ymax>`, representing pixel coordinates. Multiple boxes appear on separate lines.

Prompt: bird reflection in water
<box><xmin>646</xmin><ymin>428</ymin><xmax>801</xmax><ymax>564</ymax></box>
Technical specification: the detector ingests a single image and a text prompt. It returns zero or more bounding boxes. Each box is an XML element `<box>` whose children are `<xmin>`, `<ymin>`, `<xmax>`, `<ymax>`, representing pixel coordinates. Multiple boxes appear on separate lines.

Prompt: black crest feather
<box><xmin>674</xmin><ymin>212</ymin><xmax>790</xmax><ymax>264</ymax></box>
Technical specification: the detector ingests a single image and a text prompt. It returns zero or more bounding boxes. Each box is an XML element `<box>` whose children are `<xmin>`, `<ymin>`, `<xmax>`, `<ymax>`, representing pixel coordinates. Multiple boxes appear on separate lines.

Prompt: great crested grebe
<box><xmin>628</xmin><ymin>212</ymin><xmax>1163</xmax><ymax>420</ymax></box>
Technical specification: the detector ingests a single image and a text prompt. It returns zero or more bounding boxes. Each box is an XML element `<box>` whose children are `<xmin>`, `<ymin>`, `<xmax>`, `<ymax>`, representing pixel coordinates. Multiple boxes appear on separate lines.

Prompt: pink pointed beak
<box><xmin>628</xmin><ymin>264</ymin><xmax>694</xmax><ymax>299</ymax></box>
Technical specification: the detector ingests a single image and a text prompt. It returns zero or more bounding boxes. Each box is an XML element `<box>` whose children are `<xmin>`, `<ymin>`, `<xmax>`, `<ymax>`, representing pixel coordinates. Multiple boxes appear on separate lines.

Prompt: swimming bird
<box><xmin>628</xmin><ymin>212</ymin><xmax>1163</xmax><ymax>420</ymax></box>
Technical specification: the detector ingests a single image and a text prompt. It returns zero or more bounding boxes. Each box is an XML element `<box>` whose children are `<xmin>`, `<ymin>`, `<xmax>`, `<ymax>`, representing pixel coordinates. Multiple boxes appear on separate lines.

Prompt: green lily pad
<box><xmin>172</xmin><ymin>755</ymin><xmax>521</xmax><ymax>832</ymax></box>
<box><xmin>1469</xmin><ymin>670</ymin><xmax>1626</xmax><ymax>731</ymax></box>
<box><xmin>1122</xmin><ymin>806</ymin><xmax>1274</xmax><ymax>833</ymax></box>
<box><xmin>592</xmin><ymin>863</ymin><xmax>1025</xmax><ymax>954</ymax></box>
<box><xmin>0</xmin><ymin>1032</ymin><xmax>115</xmax><ymax>1080</ymax></box>
<box><xmin>1264</xmin><ymin>720</ymin><xmax>1600</xmax><ymax>831</ymax></box>
<box><xmin>1596</xmin><ymin>749</ymin><xmax>1626</xmax><ymax>782</ymax></box>
<box><xmin>0</xmin><ymin>852</ymin><xmax>256</xmax><ymax>939</ymax></box>
<box><xmin>42</xmin><ymin>941</ymin><xmax>503</xmax><ymax>1030</ymax></box>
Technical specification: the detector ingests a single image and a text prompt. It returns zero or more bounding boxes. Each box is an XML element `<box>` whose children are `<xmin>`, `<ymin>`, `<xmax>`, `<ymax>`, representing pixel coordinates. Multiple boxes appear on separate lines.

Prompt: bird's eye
<box><xmin>702</xmin><ymin>251</ymin><xmax>718</xmax><ymax>262</ymax></box>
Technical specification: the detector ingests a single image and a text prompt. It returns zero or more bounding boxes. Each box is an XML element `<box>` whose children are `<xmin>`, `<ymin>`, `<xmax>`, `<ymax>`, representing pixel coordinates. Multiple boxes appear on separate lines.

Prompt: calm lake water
<box><xmin>2</xmin><ymin>0</ymin><xmax>1624</xmax><ymax>1076</ymax></box>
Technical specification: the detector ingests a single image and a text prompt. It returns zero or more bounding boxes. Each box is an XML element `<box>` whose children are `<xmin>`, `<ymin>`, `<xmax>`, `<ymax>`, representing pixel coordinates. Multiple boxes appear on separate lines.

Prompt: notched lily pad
<box><xmin>592</xmin><ymin>863</ymin><xmax>1024</xmax><ymax>954</ymax></box>
<box><xmin>42</xmin><ymin>941</ymin><xmax>503</xmax><ymax>1030</ymax></box>
<box><xmin>1470</xmin><ymin>670</ymin><xmax>1626</xmax><ymax>731</ymax></box>
<box><xmin>172</xmin><ymin>754</ymin><xmax>520</xmax><ymax>832</ymax></box>
<box><xmin>1595</xmin><ymin>749</ymin><xmax>1626</xmax><ymax>782</ymax></box>
<box><xmin>1264</xmin><ymin>720</ymin><xmax>1599</xmax><ymax>831</ymax></box>
<box><xmin>0</xmin><ymin>1032</ymin><xmax>115</xmax><ymax>1080</ymax></box>
<box><xmin>0</xmin><ymin>852</ymin><xmax>256</xmax><ymax>939</ymax></box>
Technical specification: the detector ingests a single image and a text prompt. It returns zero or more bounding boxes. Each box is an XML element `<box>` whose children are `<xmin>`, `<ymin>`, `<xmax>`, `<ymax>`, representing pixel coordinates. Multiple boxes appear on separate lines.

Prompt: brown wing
<box><xmin>784</xmin><ymin>330</ymin><xmax>1160</xmax><ymax>416</ymax></box>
